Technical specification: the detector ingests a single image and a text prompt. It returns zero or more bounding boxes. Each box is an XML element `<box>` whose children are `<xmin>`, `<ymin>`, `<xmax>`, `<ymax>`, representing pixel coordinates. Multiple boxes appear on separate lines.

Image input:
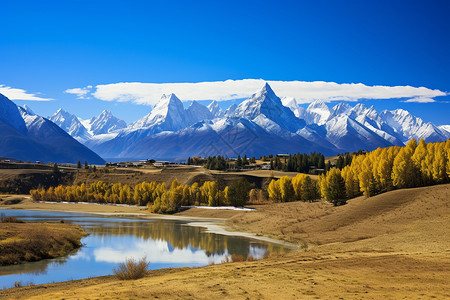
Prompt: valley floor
<box><xmin>1</xmin><ymin>184</ymin><xmax>449</xmax><ymax>299</ymax></box>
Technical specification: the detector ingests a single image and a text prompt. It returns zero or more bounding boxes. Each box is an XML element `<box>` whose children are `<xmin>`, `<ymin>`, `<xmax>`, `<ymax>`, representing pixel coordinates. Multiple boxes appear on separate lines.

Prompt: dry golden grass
<box><xmin>1</xmin><ymin>184</ymin><xmax>449</xmax><ymax>299</ymax></box>
<box><xmin>0</xmin><ymin>221</ymin><xmax>87</xmax><ymax>266</ymax></box>
<box><xmin>228</xmin><ymin>184</ymin><xmax>450</xmax><ymax>246</ymax></box>
<box><xmin>73</xmin><ymin>166</ymin><xmax>208</xmax><ymax>186</ymax></box>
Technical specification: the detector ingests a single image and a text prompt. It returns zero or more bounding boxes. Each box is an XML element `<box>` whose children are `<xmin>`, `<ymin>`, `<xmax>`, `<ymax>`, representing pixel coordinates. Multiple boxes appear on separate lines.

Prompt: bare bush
<box><xmin>231</xmin><ymin>254</ymin><xmax>245</xmax><ymax>262</ymax></box>
<box><xmin>0</xmin><ymin>213</ymin><xmax>24</xmax><ymax>223</ymax></box>
<box><xmin>246</xmin><ymin>255</ymin><xmax>255</xmax><ymax>261</ymax></box>
<box><xmin>113</xmin><ymin>257</ymin><xmax>149</xmax><ymax>280</ymax></box>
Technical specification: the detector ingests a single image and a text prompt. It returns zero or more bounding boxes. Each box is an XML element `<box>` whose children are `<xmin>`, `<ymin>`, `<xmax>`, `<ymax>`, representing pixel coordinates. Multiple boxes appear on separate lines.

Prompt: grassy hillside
<box><xmin>0</xmin><ymin>220</ymin><xmax>87</xmax><ymax>266</ymax></box>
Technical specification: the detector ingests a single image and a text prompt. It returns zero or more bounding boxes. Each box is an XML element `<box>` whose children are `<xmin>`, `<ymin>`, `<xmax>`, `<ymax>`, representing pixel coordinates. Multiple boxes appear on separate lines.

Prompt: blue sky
<box><xmin>1</xmin><ymin>0</ymin><xmax>449</xmax><ymax>124</ymax></box>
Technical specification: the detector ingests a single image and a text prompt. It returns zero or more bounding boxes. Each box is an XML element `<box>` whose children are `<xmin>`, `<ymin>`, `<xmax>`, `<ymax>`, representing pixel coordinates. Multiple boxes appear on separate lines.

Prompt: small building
<box><xmin>153</xmin><ymin>161</ymin><xmax>170</xmax><ymax>167</ymax></box>
<box><xmin>261</xmin><ymin>163</ymin><xmax>271</xmax><ymax>170</ymax></box>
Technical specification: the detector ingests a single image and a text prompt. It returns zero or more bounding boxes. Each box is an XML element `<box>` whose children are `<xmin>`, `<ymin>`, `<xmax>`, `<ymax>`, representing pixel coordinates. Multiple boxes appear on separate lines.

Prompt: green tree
<box><xmin>324</xmin><ymin>168</ymin><xmax>347</xmax><ymax>206</ymax></box>
<box><xmin>300</xmin><ymin>176</ymin><xmax>319</xmax><ymax>202</ymax></box>
<box><xmin>227</xmin><ymin>178</ymin><xmax>251</xmax><ymax>207</ymax></box>
<box><xmin>236</xmin><ymin>155</ymin><xmax>242</xmax><ymax>168</ymax></box>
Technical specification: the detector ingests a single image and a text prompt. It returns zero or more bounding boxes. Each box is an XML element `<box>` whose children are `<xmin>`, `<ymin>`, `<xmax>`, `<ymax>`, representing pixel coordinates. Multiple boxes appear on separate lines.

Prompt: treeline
<box><xmin>268</xmin><ymin>152</ymin><xmax>326</xmax><ymax>172</ymax></box>
<box><xmin>267</xmin><ymin>174</ymin><xmax>320</xmax><ymax>202</ymax></box>
<box><xmin>190</xmin><ymin>155</ymin><xmax>257</xmax><ymax>170</ymax></box>
<box><xmin>194</xmin><ymin>152</ymin><xmax>329</xmax><ymax>173</ymax></box>
<box><xmin>30</xmin><ymin>178</ymin><xmax>252</xmax><ymax>214</ymax></box>
<box><xmin>29</xmin><ymin>139</ymin><xmax>449</xmax><ymax>212</ymax></box>
<box><xmin>318</xmin><ymin>139</ymin><xmax>450</xmax><ymax>205</ymax></box>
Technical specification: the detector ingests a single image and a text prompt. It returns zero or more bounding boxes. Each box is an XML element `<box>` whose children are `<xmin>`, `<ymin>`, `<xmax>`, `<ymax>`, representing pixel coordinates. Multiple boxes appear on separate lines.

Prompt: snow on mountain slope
<box><xmin>108</xmin><ymin>116</ymin><xmax>336</xmax><ymax>161</ymax></box>
<box><xmin>234</xmin><ymin>83</ymin><xmax>305</xmax><ymax>132</ymax></box>
<box><xmin>0</xmin><ymin>94</ymin><xmax>104</xmax><ymax>164</ymax></box>
<box><xmin>185</xmin><ymin>101</ymin><xmax>213</xmax><ymax>125</ymax></box>
<box><xmin>50</xmin><ymin>109</ymin><xmax>92</xmax><ymax>142</ymax></box>
<box><xmin>130</xmin><ymin>93</ymin><xmax>187</xmax><ymax>131</ymax></box>
<box><xmin>21</xmin><ymin>105</ymin><xmax>35</xmax><ymax>116</ymax></box>
<box><xmin>379</xmin><ymin>109</ymin><xmax>448</xmax><ymax>143</ymax></box>
<box><xmin>281</xmin><ymin>96</ymin><xmax>305</xmax><ymax>119</ymax></box>
<box><xmin>89</xmin><ymin>110</ymin><xmax>127</xmax><ymax>135</ymax></box>
<box><xmin>438</xmin><ymin>125</ymin><xmax>450</xmax><ymax>134</ymax></box>
<box><xmin>325</xmin><ymin>115</ymin><xmax>393</xmax><ymax>151</ymax></box>
<box><xmin>345</xmin><ymin>104</ymin><xmax>404</xmax><ymax>145</ymax></box>
<box><xmin>225</xmin><ymin>103</ymin><xmax>237</xmax><ymax>116</ymax></box>
<box><xmin>305</xmin><ymin>100</ymin><xmax>330</xmax><ymax>125</ymax></box>
<box><xmin>207</xmin><ymin>100</ymin><xmax>224</xmax><ymax>117</ymax></box>
<box><xmin>30</xmin><ymin>83</ymin><xmax>449</xmax><ymax>161</ymax></box>
<box><xmin>328</xmin><ymin>103</ymin><xmax>351</xmax><ymax>120</ymax></box>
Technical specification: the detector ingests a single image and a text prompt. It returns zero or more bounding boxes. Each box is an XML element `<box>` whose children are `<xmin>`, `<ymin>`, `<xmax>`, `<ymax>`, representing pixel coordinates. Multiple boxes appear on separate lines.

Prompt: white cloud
<box><xmin>402</xmin><ymin>96</ymin><xmax>436</xmax><ymax>103</ymax></box>
<box><xmin>0</xmin><ymin>85</ymin><xmax>53</xmax><ymax>101</ymax></box>
<box><xmin>65</xmin><ymin>86</ymin><xmax>92</xmax><ymax>99</ymax></box>
<box><xmin>70</xmin><ymin>79</ymin><xmax>447</xmax><ymax>106</ymax></box>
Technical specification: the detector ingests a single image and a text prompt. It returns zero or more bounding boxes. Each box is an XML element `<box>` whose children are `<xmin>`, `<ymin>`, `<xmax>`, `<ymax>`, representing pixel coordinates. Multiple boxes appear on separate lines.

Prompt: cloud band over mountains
<box><xmin>0</xmin><ymin>85</ymin><xmax>53</xmax><ymax>101</ymax></box>
<box><xmin>65</xmin><ymin>79</ymin><xmax>448</xmax><ymax>106</ymax></box>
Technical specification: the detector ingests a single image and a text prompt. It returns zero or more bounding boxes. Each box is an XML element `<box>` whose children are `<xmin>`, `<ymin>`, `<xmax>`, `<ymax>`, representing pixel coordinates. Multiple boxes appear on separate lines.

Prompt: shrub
<box><xmin>113</xmin><ymin>257</ymin><xmax>149</xmax><ymax>280</ymax></box>
<box><xmin>231</xmin><ymin>254</ymin><xmax>245</xmax><ymax>262</ymax></box>
<box><xmin>246</xmin><ymin>255</ymin><xmax>255</xmax><ymax>261</ymax></box>
<box><xmin>0</xmin><ymin>214</ymin><xmax>24</xmax><ymax>223</ymax></box>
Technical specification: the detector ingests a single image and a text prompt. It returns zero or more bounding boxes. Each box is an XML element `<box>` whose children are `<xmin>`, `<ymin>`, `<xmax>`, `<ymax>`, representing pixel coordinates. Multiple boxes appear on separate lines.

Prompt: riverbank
<box><xmin>0</xmin><ymin>196</ymin><xmax>297</xmax><ymax>249</ymax></box>
<box><xmin>0</xmin><ymin>220</ymin><xmax>87</xmax><ymax>266</ymax></box>
<box><xmin>1</xmin><ymin>184</ymin><xmax>449</xmax><ymax>299</ymax></box>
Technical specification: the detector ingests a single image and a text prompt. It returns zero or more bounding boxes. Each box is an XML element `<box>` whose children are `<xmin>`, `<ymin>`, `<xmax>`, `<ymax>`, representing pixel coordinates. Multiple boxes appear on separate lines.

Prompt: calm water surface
<box><xmin>0</xmin><ymin>209</ymin><xmax>288</xmax><ymax>289</ymax></box>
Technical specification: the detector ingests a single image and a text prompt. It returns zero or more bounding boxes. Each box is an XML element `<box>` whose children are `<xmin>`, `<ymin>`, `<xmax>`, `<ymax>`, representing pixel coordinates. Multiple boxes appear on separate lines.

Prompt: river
<box><xmin>0</xmin><ymin>209</ymin><xmax>288</xmax><ymax>289</ymax></box>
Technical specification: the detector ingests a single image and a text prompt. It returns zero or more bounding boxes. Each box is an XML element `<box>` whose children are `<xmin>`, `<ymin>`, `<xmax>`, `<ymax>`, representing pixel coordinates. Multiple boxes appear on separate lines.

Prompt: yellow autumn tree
<box><xmin>291</xmin><ymin>173</ymin><xmax>307</xmax><ymax>200</ymax></box>
<box><xmin>392</xmin><ymin>141</ymin><xmax>420</xmax><ymax>188</ymax></box>
<box><xmin>267</xmin><ymin>179</ymin><xmax>282</xmax><ymax>202</ymax></box>
<box><xmin>432</xmin><ymin>142</ymin><xmax>447</xmax><ymax>183</ymax></box>
<box><xmin>279</xmin><ymin>176</ymin><xmax>295</xmax><ymax>202</ymax></box>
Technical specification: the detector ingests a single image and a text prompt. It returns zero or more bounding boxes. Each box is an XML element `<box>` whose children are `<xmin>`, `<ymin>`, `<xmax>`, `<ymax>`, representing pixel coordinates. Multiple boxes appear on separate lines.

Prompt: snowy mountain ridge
<box><xmin>50</xmin><ymin>108</ymin><xmax>127</xmax><ymax>142</ymax></box>
<box><xmin>47</xmin><ymin>83</ymin><xmax>449</xmax><ymax>161</ymax></box>
<box><xmin>0</xmin><ymin>93</ymin><xmax>104</xmax><ymax>164</ymax></box>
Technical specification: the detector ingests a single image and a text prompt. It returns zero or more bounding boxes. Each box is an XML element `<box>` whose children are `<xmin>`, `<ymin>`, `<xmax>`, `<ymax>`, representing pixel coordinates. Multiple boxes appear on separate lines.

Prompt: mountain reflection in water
<box><xmin>0</xmin><ymin>209</ymin><xmax>288</xmax><ymax>289</ymax></box>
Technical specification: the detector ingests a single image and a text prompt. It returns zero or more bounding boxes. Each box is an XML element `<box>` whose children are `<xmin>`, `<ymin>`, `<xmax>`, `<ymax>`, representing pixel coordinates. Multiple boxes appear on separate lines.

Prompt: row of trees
<box><xmin>198</xmin><ymin>152</ymin><xmax>329</xmax><ymax>173</ymax></box>
<box><xmin>267</xmin><ymin>174</ymin><xmax>320</xmax><ymax>202</ymax></box>
<box><xmin>198</xmin><ymin>155</ymin><xmax>258</xmax><ymax>170</ymax></box>
<box><xmin>30</xmin><ymin>178</ymin><xmax>252</xmax><ymax>214</ymax></box>
<box><xmin>275</xmin><ymin>152</ymin><xmax>326</xmax><ymax>173</ymax></box>
<box><xmin>318</xmin><ymin>139</ymin><xmax>450</xmax><ymax>205</ymax></box>
<box><xmin>31</xmin><ymin>139</ymin><xmax>449</xmax><ymax>210</ymax></box>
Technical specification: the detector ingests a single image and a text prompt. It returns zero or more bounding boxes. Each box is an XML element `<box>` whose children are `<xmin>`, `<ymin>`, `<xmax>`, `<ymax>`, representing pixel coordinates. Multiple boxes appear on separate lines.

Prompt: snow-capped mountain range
<box><xmin>63</xmin><ymin>83</ymin><xmax>447</xmax><ymax>161</ymax></box>
<box><xmin>49</xmin><ymin>109</ymin><xmax>127</xmax><ymax>142</ymax></box>
<box><xmin>8</xmin><ymin>83</ymin><xmax>448</xmax><ymax>162</ymax></box>
<box><xmin>0</xmin><ymin>94</ymin><xmax>105</xmax><ymax>164</ymax></box>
